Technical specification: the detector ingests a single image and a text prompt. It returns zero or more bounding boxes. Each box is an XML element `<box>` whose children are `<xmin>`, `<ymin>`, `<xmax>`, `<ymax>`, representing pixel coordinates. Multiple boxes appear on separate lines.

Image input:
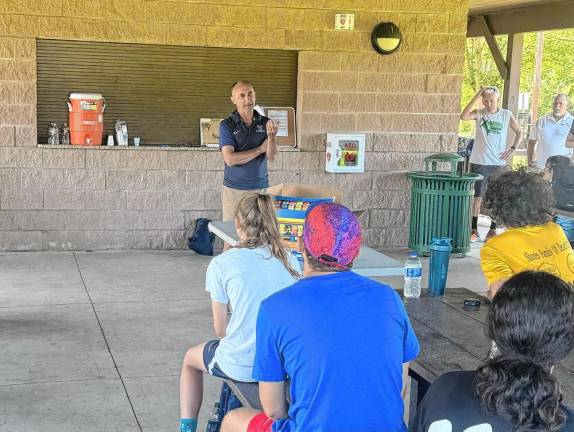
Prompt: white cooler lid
<box><xmin>69</xmin><ymin>93</ymin><xmax>103</xmax><ymax>100</ymax></box>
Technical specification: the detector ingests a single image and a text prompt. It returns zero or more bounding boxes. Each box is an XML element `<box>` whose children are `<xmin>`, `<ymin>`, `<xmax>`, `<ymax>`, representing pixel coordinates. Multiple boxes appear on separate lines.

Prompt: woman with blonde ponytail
<box><xmin>179</xmin><ymin>193</ymin><xmax>299</xmax><ymax>432</ymax></box>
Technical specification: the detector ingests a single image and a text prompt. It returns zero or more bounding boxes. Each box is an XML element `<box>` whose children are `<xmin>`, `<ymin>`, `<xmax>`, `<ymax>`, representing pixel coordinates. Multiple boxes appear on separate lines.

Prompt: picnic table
<box><xmin>217</xmin><ymin>288</ymin><xmax>574</xmax><ymax>425</ymax></box>
<box><xmin>208</xmin><ymin>220</ymin><xmax>404</xmax><ymax>277</ymax></box>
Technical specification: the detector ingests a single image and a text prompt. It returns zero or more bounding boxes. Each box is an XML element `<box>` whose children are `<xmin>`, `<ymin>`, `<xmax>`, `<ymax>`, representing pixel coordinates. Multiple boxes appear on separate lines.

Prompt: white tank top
<box><xmin>470</xmin><ymin>108</ymin><xmax>512</xmax><ymax>166</ymax></box>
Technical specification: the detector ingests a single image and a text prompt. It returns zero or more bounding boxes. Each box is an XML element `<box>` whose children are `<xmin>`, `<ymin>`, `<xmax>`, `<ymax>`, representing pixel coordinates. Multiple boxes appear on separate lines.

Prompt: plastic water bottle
<box><xmin>206</xmin><ymin>402</ymin><xmax>220</xmax><ymax>432</ymax></box>
<box><xmin>47</xmin><ymin>122</ymin><xmax>59</xmax><ymax>145</ymax></box>
<box><xmin>60</xmin><ymin>123</ymin><xmax>70</xmax><ymax>145</ymax></box>
<box><xmin>404</xmin><ymin>251</ymin><xmax>422</xmax><ymax>298</ymax></box>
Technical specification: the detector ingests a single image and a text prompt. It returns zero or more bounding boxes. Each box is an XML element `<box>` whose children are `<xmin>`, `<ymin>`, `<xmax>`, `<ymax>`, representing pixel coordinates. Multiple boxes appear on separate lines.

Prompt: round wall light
<box><xmin>371</xmin><ymin>22</ymin><xmax>402</xmax><ymax>55</ymax></box>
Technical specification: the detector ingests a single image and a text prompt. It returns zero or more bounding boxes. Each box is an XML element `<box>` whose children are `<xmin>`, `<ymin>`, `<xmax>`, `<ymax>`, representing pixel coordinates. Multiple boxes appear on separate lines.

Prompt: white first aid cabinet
<box><xmin>325</xmin><ymin>133</ymin><xmax>366</xmax><ymax>173</ymax></box>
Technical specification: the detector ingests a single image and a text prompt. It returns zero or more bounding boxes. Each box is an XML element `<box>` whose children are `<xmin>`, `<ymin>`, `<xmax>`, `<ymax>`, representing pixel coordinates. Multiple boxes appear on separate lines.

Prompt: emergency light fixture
<box><xmin>371</xmin><ymin>22</ymin><xmax>402</xmax><ymax>55</ymax></box>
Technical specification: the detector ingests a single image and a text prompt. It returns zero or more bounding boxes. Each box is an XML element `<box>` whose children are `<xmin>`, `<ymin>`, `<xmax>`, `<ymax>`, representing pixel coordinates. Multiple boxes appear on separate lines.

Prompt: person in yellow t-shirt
<box><xmin>481</xmin><ymin>168</ymin><xmax>574</xmax><ymax>298</ymax></box>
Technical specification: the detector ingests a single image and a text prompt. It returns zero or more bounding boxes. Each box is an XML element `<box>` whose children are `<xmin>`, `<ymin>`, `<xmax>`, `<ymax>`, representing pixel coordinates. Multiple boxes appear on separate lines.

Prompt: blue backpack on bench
<box><xmin>187</xmin><ymin>218</ymin><xmax>215</xmax><ymax>256</ymax></box>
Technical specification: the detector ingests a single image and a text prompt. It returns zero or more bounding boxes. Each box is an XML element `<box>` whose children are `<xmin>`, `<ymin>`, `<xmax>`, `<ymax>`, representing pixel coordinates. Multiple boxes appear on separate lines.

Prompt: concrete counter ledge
<box><xmin>38</xmin><ymin>144</ymin><xmax>300</xmax><ymax>152</ymax></box>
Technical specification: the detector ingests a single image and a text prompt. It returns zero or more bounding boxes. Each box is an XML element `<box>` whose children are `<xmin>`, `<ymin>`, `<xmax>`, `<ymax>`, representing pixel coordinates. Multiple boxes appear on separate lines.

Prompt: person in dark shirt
<box><xmin>568</xmin><ymin>120</ymin><xmax>574</xmax><ymax>150</ymax></box>
<box><xmin>411</xmin><ymin>271</ymin><xmax>574</xmax><ymax>432</ymax></box>
<box><xmin>219</xmin><ymin>80</ymin><xmax>278</xmax><ymax>222</ymax></box>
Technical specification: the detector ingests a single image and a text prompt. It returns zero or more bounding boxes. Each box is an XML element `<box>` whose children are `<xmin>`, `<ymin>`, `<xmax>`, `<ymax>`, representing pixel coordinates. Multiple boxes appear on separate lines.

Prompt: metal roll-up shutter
<box><xmin>37</xmin><ymin>39</ymin><xmax>298</xmax><ymax>145</ymax></box>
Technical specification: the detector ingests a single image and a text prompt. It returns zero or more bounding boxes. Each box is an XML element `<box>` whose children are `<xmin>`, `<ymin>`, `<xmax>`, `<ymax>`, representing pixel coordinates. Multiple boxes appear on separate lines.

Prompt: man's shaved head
<box><xmin>231</xmin><ymin>80</ymin><xmax>254</xmax><ymax>93</ymax></box>
<box><xmin>230</xmin><ymin>80</ymin><xmax>256</xmax><ymax>121</ymax></box>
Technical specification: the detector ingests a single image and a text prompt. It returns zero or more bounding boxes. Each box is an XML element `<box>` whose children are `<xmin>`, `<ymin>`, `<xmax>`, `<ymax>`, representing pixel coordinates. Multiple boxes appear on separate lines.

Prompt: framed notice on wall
<box><xmin>263</xmin><ymin>107</ymin><xmax>296</xmax><ymax>147</ymax></box>
<box><xmin>200</xmin><ymin>118</ymin><xmax>223</xmax><ymax>147</ymax></box>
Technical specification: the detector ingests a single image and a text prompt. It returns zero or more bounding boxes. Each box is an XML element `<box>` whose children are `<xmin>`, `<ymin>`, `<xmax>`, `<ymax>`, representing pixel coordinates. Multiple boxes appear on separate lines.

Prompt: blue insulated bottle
<box><xmin>428</xmin><ymin>237</ymin><xmax>452</xmax><ymax>296</ymax></box>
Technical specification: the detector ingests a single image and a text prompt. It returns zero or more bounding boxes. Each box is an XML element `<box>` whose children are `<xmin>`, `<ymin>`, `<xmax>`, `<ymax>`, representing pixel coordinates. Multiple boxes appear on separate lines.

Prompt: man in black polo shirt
<box><xmin>219</xmin><ymin>80</ymin><xmax>278</xmax><ymax>222</ymax></box>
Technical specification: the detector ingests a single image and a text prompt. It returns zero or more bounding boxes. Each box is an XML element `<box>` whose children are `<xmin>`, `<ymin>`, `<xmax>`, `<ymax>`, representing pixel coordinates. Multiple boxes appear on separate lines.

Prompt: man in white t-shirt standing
<box><xmin>460</xmin><ymin>87</ymin><xmax>523</xmax><ymax>242</ymax></box>
<box><xmin>527</xmin><ymin>94</ymin><xmax>574</xmax><ymax>169</ymax></box>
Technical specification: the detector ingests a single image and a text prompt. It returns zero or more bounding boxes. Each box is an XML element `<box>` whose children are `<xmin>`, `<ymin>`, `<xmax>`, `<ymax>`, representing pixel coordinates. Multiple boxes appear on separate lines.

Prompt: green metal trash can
<box><xmin>407</xmin><ymin>153</ymin><xmax>482</xmax><ymax>256</ymax></box>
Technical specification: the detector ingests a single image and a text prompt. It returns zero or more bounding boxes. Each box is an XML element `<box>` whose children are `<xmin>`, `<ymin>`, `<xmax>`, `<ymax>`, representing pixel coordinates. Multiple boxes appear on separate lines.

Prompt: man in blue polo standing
<box><xmin>219</xmin><ymin>80</ymin><xmax>278</xmax><ymax>222</ymax></box>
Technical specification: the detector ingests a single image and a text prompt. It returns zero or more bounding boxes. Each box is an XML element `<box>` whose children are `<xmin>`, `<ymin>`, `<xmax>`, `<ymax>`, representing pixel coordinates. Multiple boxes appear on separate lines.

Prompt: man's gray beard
<box><xmin>553</xmin><ymin>111</ymin><xmax>566</xmax><ymax>119</ymax></box>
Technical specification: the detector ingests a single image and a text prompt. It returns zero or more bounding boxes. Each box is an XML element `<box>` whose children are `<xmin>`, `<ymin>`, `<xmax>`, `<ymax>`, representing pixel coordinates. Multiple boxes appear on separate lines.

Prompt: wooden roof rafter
<box><xmin>468</xmin><ymin>0</ymin><xmax>574</xmax><ymax>37</ymax></box>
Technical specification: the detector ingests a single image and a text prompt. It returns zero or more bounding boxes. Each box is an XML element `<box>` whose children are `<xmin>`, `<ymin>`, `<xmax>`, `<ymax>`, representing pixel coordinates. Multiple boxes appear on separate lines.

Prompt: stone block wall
<box><xmin>0</xmin><ymin>0</ymin><xmax>469</xmax><ymax>250</ymax></box>
<box><xmin>0</xmin><ymin>146</ymin><xmax>225</xmax><ymax>250</ymax></box>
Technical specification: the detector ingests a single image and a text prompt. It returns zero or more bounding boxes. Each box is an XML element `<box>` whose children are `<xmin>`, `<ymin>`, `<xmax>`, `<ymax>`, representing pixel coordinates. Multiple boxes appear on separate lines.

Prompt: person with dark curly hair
<box><xmin>480</xmin><ymin>168</ymin><xmax>574</xmax><ymax>298</ymax></box>
<box><xmin>410</xmin><ymin>271</ymin><xmax>574</xmax><ymax>432</ymax></box>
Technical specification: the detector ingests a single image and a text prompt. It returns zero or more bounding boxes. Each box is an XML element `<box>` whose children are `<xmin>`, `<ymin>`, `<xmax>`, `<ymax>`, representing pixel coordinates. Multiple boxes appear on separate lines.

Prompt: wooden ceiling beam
<box><xmin>470</xmin><ymin>0</ymin><xmax>550</xmax><ymax>15</ymax></box>
<box><xmin>468</xmin><ymin>0</ymin><xmax>574</xmax><ymax>37</ymax></box>
<box><xmin>477</xmin><ymin>16</ymin><xmax>509</xmax><ymax>79</ymax></box>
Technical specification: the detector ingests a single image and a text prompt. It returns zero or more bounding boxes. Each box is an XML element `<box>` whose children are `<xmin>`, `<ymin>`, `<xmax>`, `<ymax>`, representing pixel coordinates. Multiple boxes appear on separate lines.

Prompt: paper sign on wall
<box><xmin>200</xmin><ymin>118</ymin><xmax>223</xmax><ymax>147</ymax></box>
<box><xmin>267</xmin><ymin>109</ymin><xmax>289</xmax><ymax>137</ymax></box>
<box><xmin>335</xmin><ymin>14</ymin><xmax>354</xmax><ymax>30</ymax></box>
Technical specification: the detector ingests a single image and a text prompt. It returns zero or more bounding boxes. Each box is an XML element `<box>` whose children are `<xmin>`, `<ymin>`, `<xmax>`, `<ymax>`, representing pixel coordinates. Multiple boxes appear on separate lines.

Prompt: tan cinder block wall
<box><xmin>0</xmin><ymin>0</ymin><xmax>469</xmax><ymax>250</ymax></box>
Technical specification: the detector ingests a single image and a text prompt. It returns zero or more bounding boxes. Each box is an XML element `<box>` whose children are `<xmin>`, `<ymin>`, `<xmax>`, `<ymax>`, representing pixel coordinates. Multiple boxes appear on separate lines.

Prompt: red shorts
<box><xmin>247</xmin><ymin>412</ymin><xmax>274</xmax><ymax>432</ymax></box>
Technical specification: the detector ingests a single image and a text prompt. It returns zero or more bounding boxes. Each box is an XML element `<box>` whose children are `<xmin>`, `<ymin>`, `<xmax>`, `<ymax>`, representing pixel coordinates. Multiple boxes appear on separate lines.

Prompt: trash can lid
<box><xmin>406</xmin><ymin>171</ymin><xmax>483</xmax><ymax>181</ymax></box>
<box><xmin>424</xmin><ymin>153</ymin><xmax>464</xmax><ymax>163</ymax></box>
<box><xmin>430</xmin><ymin>237</ymin><xmax>453</xmax><ymax>251</ymax></box>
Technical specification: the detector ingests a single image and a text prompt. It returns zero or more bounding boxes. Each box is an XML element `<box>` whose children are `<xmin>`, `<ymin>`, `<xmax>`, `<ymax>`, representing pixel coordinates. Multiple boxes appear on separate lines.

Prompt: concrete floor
<box><xmin>0</xmin><ymin>227</ymin><xmax>489</xmax><ymax>432</ymax></box>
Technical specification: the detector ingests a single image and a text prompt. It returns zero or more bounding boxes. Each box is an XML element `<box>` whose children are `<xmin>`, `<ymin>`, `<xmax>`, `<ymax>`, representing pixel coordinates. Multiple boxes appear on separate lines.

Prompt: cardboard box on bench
<box><xmin>266</xmin><ymin>183</ymin><xmax>341</xmax><ymax>204</ymax></box>
<box><xmin>266</xmin><ymin>183</ymin><xmax>364</xmax><ymax>251</ymax></box>
<box><xmin>266</xmin><ymin>183</ymin><xmax>363</xmax><ymax>217</ymax></box>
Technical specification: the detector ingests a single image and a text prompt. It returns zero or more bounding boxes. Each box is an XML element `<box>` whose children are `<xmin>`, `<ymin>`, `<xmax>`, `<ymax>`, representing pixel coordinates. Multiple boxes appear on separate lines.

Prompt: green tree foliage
<box><xmin>460</xmin><ymin>29</ymin><xmax>574</xmax><ymax>137</ymax></box>
<box><xmin>520</xmin><ymin>30</ymin><xmax>574</xmax><ymax>116</ymax></box>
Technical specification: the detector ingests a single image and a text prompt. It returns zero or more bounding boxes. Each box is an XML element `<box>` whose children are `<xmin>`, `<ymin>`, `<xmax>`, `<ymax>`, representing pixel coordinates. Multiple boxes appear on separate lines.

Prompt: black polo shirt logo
<box><xmin>256</xmin><ymin>124</ymin><xmax>265</xmax><ymax>133</ymax></box>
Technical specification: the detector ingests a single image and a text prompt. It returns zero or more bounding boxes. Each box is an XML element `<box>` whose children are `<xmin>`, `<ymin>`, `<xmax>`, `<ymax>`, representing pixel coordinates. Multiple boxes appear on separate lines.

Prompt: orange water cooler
<box><xmin>68</xmin><ymin>93</ymin><xmax>105</xmax><ymax>146</ymax></box>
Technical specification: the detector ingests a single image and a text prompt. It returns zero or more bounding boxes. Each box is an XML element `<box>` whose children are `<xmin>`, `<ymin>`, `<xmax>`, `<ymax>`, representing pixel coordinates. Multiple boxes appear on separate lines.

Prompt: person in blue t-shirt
<box><xmin>219</xmin><ymin>80</ymin><xmax>279</xmax><ymax>223</ymax></box>
<box><xmin>221</xmin><ymin>203</ymin><xmax>420</xmax><ymax>432</ymax></box>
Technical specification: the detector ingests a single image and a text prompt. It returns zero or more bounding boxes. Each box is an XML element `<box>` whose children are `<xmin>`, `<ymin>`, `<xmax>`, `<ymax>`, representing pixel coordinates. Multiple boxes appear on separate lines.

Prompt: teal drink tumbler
<box><xmin>428</xmin><ymin>237</ymin><xmax>452</xmax><ymax>296</ymax></box>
